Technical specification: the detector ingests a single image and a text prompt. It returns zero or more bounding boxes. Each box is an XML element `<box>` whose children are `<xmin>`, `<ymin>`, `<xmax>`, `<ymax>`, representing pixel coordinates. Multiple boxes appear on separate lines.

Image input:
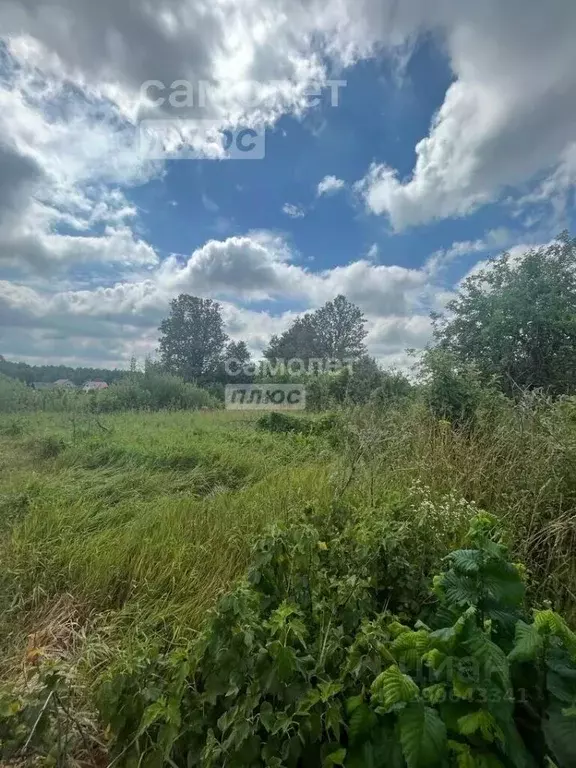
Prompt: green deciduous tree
<box><xmin>265</xmin><ymin>315</ymin><xmax>318</xmax><ymax>365</ymax></box>
<box><xmin>313</xmin><ymin>295</ymin><xmax>368</xmax><ymax>360</ymax></box>
<box><xmin>158</xmin><ymin>295</ymin><xmax>228</xmax><ymax>382</ymax></box>
<box><xmin>420</xmin><ymin>348</ymin><xmax>498</xmax><ymax>427</ymax></box>
<box><xmin>433</xmin><ymin>232</ymin><xmax>576</xmax><ymax>396</ymax></box>
<box><xmin>264</xmin><ymin>295</ymin><xmax>367</xmax><ymax>365</ymax></box>
<box><xmin>344</xmin><ymin>355</ymin><xmax>384</xmax><ymax>404</ymax></box>
<box><xmin>211</xmin><ymin>339</ymin><xmax>254</xmax><ymax>386</ymax></box>
<box><xmin>224</xmin><ymin>340</ymin><xmax>252</xmax><ymax>374</ymax></box>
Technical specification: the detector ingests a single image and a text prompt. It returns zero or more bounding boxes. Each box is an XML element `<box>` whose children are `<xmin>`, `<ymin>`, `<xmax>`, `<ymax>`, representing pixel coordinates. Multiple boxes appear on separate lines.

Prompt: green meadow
<box><xmin>1</xmin><ymin>397</ymin><xmax>576</xmax><ymax>765</ymax></box>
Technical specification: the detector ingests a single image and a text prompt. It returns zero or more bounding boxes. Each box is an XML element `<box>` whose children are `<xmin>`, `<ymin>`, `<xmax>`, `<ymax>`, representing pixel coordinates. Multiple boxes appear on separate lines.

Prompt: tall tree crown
<box><xmin>158</xmin><ymin>295</ymin><xmax>228</xmax><ymax>381</ymax></box>
<box><xmin>264</xmin><ymin>295</ymin><xmax>367</xmax><ymax>363</ymax></box>
<box><xmin>433</xmin><ymin>232</ymin><xmax>576</xmax><ymax>395</ymax></box>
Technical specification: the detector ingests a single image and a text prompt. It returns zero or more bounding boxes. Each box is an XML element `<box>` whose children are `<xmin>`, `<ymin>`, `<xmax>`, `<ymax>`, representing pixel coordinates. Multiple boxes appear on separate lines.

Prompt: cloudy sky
<box><xmin>1</xmin><ymin>0</ymin><xmax>576</xmax><ymax>369</ymax></box>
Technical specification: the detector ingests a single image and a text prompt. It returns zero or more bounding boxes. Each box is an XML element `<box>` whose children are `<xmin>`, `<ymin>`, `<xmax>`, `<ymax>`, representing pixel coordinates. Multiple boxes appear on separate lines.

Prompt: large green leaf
<box><xmin>544</xmin><ymin>705</ymin><xmax>576</xmax><ymax>767</ymax></box>
<box><xmin>448</xmin><ymin>741</ymin><xmax>506</xmax><ymax>768</ymax></box>
<box><xmin>482</xmin><ymin>560</ymin><xmax>525</xmax><ymax>607</ymax></box>
<box><xmin>398</xmin><ymin>703</ymin><xmax>447</xmax><ymax>768</ymax></box>
<box><xmin>466</xmin><ymin>630</ymin><xmax>510</xmax><ymax>687</ymax></box>
<box><xmin>457</xmin><ymin>709</ymin><xmax>504</xmax><ymax>743</ymax></box>
<box><xmin>440</xmin><ymin>571</ymin><xmax>480</xmax><ymax>608</ymax></box>
<box><xmin>323</xmin><ymin>747</ymin><xmax>346</xmax><ymax>766</ymax></box>
<box><xmin>508</xmin><ymin>621</ymin><xmax>543</xmax><ymax>663</ymax></box>
<box><xmin>348</xmin><ymin>703</ymin><xmax>377</xmax><ymax>743</ymax></box>
<box><xmin>371</xmin><ymin>665</ymin><xmax>419</xmax><ymax>709</ymax></box>
<box><xmin>449</xmin><ymin>549</ymin><xmax>483</xmax><ymax>575</ymax></box>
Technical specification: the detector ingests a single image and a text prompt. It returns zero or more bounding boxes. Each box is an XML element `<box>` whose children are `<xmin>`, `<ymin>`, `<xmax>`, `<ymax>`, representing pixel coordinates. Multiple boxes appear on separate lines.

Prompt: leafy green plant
<box><xmin>96</xmin><ymin>510</ymin><xmax>576</xmax><ymax>767</ymax></box>
<box><xmin>0</xmin><ymin>416</ymin><xmax>28</xmax><ymax>437</ymax></box>
<box><xmin>419</xmin><ymin>348</ymin><xmax>502</xmax><ymax>429</ymax></box>
<box><xmin>0</xmin><ymin>373</ymin><xmax>41</xmax><ymax>413</ymax></box>
<box><xmin>257</xmin><ymin>411</ymin><xmax>311</xmax><ymax>433</ymax></box>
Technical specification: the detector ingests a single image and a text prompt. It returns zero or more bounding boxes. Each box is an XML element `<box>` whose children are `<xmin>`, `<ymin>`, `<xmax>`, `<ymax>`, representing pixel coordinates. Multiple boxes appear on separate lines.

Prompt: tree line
<box><xmin>158</xmin><ymin>233</ymin><xmax>576</xmax><ymax>394</ymax></box>
<box><xmin>3</xmin><ymin>233</ymin><xmax>576</xmax><ymax>405</ymax></box>
<box><xmin>0</xmin><ymin>359</ymin><xmax>127</xmax><ymax>387</ymax></box>
<box><xmin>157</xmin><ymin>294</ymin><xmax>370</xmax><ymax>384</ymax></box>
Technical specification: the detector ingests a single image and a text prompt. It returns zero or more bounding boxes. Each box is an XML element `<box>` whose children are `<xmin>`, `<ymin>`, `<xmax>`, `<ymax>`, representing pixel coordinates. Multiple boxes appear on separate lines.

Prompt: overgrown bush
<box><xmin>91</xmin><ymin>370</ymin><xmax>220</xmax><ymax>412</ymax></box>
<box><xmin>0</xmin><ymin>373</ymin><xmax>88</xmax><ymax>413</ymax></box>
<box><xmin>0</xmin><ymin>373</ymin><xmax>40</xmax><ymax>413</ymax></box>
<box><xmin>305</xmin><ymin>374</ymin><xmax>338</xmax><ymax>411</ymax></box>
<box><xmin>0</xmin><ymin>663</ymin><xmax>98</xmax><ymax>764</ymax></box>
<box><xmin>0</xmin><ymin>415</ymin><xmax>28</xmax><ymax>436</ymax></box>
<box><xmin>343</xmin><ymin>356</ymin><xmax>391</xmax><ymax>405</ymax></box>
<box><xmin>93</xmin><ymin>508</ymin><xmax>576</xmax><ymax>767</ymax></box>
<box><xmin>369</xmin><ymin>371</ymin><xmax>413</xmax><ymax>407</ymax></box>
<box><xmin>28</xmin><ymin>434</ymin><xmax>67</xmax><ymax>459</ymax></box>
<box><xmin>419</xmin><ymin>349</ymin><xmax>504</xmax><ymax>428</ymax></box>
<box><xmin>305</xmin><ymin>364</ymin><xmax>412</xmax><ymax>411</ymax></box>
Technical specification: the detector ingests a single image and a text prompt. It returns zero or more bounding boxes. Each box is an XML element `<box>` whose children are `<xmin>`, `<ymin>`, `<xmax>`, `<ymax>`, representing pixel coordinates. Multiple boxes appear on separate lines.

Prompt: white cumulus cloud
<box><xmin>2</xmin><ymin>0</ymin><xmax>576</xmax><ymax>368</ymax></box>
<box><xmin>282</xmin><ymin>203</ymin><xmax>306</xmax><ymax>219</ymax></box>
<box><xmin>317</xmin><ymin>175</ymin><xmax>345</xmax><ymax>196</ymax></box>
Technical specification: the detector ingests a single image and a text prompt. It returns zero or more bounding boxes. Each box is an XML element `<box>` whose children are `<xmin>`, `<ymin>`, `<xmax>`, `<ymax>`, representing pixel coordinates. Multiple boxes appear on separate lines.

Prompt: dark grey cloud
<box><xmin>1</xmin><ymin>0</ymin><xmax>219</xmax><ymax>96</ymax></box>
<box><xmin>0</xmin><ymin>0</ymin><xmax>323</xmax><ymax>123</ymax></box>
<box><xmin>0</xmin><ymin>141</ymin><xmax>43</xmax><ymax>225</ymax></box>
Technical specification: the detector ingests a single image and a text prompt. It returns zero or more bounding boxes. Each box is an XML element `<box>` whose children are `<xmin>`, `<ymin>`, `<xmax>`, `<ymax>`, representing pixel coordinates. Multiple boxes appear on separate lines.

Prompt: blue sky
<box><xmin>1</xmin><ymin>0</ymin><xmax>576</xmax><ymax>368</ymax></box>
<box><xmin>134</xmin><ymin>41</ymin><xmax>459</xmax><ymax>271</ymax></box>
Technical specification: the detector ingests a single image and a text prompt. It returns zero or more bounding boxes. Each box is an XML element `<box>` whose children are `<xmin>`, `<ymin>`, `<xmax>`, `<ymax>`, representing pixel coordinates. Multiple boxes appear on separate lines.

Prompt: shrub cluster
<box><xmin>91</xmin><ymin>370</ymin><xmax>220</xmax><ymax>413</ymax></box>
<box><xmin>0</xmin><ymin>373</ymin><xmax>43</xmax><ymax>413</ymax></box>
<box><xmin>0</xmin><ymin>371</ymin><xmax>220</xmax><ymax>414</ymax></box>
<box><xmin>85</xmin><ymin>508</ymin><xmax>576</xmax><ymax>767</ymax></box>
<box><xmin>303</xmin><ymin>363</ymin><xmax>412</xmax><ymax>411</ymax></box>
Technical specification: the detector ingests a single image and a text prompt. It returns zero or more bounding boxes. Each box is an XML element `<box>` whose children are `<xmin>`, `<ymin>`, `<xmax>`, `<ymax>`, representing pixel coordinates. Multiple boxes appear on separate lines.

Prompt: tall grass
<box><xmin>1</xmin><ymin>396</ymin><xmax>576</xmax><ymax>714</ymax></box>
<box><xmin>336</xmin><ymin>394</ymin><xmax>576</xmax><ymax>615</ymax></box>
<box><xmin>0</xmin><ymin>411</ymin><xmax>336</xmax><ymax>663</ymax></box>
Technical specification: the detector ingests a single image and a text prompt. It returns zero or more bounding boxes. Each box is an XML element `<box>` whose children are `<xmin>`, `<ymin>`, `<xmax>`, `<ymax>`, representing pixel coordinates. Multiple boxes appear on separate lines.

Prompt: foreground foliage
<box><xmin>88</xmin><ymin>513</ymin><xmax>576</xmax><ymax>767</ymax></box>
<box><xmin>1</xmin><ymin>401</ymin><xmax>576</xmax><ymax>765</ymax></box>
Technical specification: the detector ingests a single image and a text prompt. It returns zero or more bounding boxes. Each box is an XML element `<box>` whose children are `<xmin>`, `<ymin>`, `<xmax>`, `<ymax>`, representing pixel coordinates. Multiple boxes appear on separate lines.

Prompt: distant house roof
<box><xmin>32</xmin><ymin>382</ymin><xmax>53</xmax><ymax>390</ymax></box>
<box><xmin>82</xmin><ymin>380</ymin><xmax>109</xmax><ymax>390</ymax></box>
<box><xmin>54</xmin><ymin>379</ymin><xmax>77</xmax><ymax>388</ymax></box>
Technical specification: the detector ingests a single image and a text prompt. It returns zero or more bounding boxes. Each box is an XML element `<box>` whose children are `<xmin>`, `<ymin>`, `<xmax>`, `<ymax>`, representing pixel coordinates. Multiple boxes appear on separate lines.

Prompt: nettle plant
<box><xmin>98</xmin><ymin>511</ymin><xmax>576</xmax><ymax>768</ymax></box>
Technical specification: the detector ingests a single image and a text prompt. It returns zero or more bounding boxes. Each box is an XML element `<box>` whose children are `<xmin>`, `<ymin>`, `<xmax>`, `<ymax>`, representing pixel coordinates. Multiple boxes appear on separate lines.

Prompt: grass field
<box><xmin>1</xmin><ymin>400</ymin><xmax>576</xmax><ymax>764</ymax></box>
<box><xmin>2</xmin><ymin>401</ymin><xmax>575</xmax><ymax>654</ymax></box>
<box><xmin>0</xmin><ymin>411</ymin><xmax>337</xmax><ymax>651</ymax></box>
